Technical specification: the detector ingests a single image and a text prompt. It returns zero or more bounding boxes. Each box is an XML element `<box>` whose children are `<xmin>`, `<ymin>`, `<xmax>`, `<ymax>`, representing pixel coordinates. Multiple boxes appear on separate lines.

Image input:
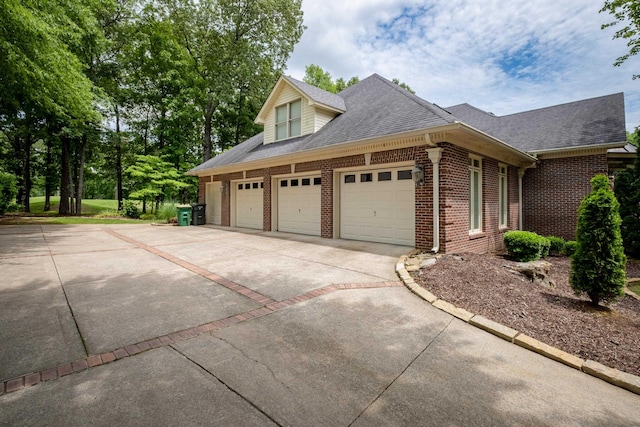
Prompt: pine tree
<box><xmin>570</xmin><ymin>175</ymin><xmax>627</xmax><ymax>306</ymax></box>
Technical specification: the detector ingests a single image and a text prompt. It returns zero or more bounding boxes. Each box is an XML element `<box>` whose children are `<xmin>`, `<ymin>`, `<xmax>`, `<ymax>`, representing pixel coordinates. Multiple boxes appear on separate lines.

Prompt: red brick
<box><xmin>101</xmin><ymin>352</ymin><xmax>116</xmax><ymax>363</ymax></box>
<box><xmin>87</xmin><ymin>355</ymin><xmax>102</xmax><ymax>367</ymax></box>
<box><xmin>41</xmin><ymin>368</ymin><xmax>58</xmax><ymax>381</ymax></box>
<box><xmin>113</xmin><ymin>348</ymin><xmax>129</xmax><ymax>359</ymax></box>
<box><xmin>158</xmin><ymin>336</ymin><xmax>173</xmax><ymax>345</ymax></box>
<box><xmin>137</xmin><ymin>341</ymin><xmax>151</xmax><ymax>352</ymax></box>
<box><xmin>24</xmin><ymin>373</ymin><xmax>40</xmax><ymax>387</ymax></box>
<box><xmin>125</xmin><ymin>344</ymin><xmax>141</xmax><ymax>355</ymax></box>
<box><xmin>147</xmin><ymin>338</ymin><xmax>163</xmax><ymax>348</ymax></box>
<box><xmin>6</xmin><ymin>378</ymin><xmax>24</xmax><ymax>392</ymax></box>
<box><xmin>58</xmin><ymin>364</ymin><xmax>73</xmax><ymax>377</ymax></box>
<box><xmin>72</xmin><ymin>360</ymin><xmax>88</xmax><ymax>372</ymax></box>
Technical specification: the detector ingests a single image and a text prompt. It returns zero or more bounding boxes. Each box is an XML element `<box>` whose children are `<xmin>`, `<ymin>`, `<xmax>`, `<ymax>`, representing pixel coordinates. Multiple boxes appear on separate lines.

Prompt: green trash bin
<box><xmin>177</xmin><ymin>205</ymin><xmax>192</xmax><ymax>226</ymax></box>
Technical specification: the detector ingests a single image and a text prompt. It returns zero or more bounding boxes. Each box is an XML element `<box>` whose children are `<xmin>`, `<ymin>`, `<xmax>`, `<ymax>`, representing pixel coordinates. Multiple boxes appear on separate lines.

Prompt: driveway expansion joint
<box><xmin>396</xmin><ymin>254</ymin><xmax>640</xmax><ymax>396</ymax></box>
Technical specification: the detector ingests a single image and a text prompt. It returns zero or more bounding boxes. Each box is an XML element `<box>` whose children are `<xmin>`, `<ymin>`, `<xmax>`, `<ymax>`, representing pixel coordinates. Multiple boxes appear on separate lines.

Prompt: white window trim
<box><xmin>275</xmin><ymin>99</ymin><xmax>302</xmax><ymax>141</ymax></box>
<box><xmin>498</xmin><ymin>163</ymin><xmax>508</xmax><ymax>229</ymax></box>
<box><xmin>469</xmin><ymin>155</ymin><xmax>483</xmax><ymax>234</ymax></box>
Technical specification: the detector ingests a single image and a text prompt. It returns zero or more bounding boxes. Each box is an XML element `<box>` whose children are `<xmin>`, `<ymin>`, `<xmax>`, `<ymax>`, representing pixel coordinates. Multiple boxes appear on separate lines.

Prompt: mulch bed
<box><xmin>413</xmin><ymin>253</ymin><xmax>640</xmax><ymax>376</ymax></box>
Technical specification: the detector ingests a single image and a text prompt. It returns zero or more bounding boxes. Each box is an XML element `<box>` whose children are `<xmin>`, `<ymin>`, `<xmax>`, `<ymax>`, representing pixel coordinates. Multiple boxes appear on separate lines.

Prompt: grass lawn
<box><xmin>629</xmin><ymin>280</ymin><xmax>640</xmax><ymax>297</ymax></box>
<box><xmin>29</xmin><ymin>196</ymin><xmax>118</xmax><ymax>216</ymax></box>
<box><xmin>0</xmin><ymin>197</ymin><xmax>157</xmax><ymax>225</ymax></box>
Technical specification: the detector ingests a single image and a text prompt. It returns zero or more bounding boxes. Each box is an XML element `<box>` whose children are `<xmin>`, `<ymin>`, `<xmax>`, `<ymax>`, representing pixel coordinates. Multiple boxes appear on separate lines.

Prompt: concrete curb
<box><xmin>397</xmin><ymin>255</ymin><xmax>640</xmax><ymax>396</ymax></box>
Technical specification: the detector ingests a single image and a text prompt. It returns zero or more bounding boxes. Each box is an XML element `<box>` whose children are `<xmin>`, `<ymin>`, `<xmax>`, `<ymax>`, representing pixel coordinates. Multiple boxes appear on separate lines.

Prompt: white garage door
<box><xmin>278</xmin><ymin>176</ymin><xmax>321</xmax><ymax>236</ymax></box>
<box><xmin>235</xmin><ymin>180</ymin><xmax>263</xmax><ymax>229</ymax></box>
<box><xmin>205</xmin><ymin>181</ymin><xmax>222</xmax><ymax>225</ymax></box>
<box><xmin>340</xmin><ymin>168</ymin><xmax>415</xmax><ymax>246</ymax></box>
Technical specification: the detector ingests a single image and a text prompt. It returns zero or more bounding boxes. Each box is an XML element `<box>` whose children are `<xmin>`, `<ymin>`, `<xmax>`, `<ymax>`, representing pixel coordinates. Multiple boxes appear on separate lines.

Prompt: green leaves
<box><xmin>570</xmin><ymin>174</ymin><xmax>627</xmax><ymax>306</ymax></box>
<box><xmin>125</xmin><ymin>155</ymin><xmax>192</xmax><ymax>203</ymax></box>
<box><xmin>600</xmin><ymin>0</ymin><xmax>640</xmax><ymax>79</ymax></box>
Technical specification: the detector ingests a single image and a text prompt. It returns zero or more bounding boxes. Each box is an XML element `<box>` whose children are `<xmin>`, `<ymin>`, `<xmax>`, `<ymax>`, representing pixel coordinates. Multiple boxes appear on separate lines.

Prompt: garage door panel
<box><xmin>278</xmin><ymin>176</ymin><xmax>321</xmax><ymax>236</ymax></box>
<box><xmin>340</xmin><ymin>167</ymin><xmax>415</xmax><ymax>246</ymax></box>
<box><xmin>236</xmin><ymin>181</ymin><xmax>263</xmax><ymax>230</ymax></box>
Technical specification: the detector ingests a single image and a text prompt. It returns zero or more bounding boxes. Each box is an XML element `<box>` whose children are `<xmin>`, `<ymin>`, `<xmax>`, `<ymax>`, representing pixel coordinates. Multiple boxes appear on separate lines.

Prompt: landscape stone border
<box><xmin>396</xmin><ymin>254</ymin><xmax>640</xmax><ymax>396</ymax></box>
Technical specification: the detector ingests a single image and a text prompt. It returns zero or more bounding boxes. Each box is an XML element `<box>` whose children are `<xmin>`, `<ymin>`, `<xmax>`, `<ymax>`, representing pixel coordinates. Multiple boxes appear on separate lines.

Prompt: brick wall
<box><xmin>439</xmin><ymin>143</ymin><xmax>516</xmax><ymax>254</ymax></box>
<box><xmin>196</xmin><ymin>144</ymin><xmax>528</xmax><ymax>254</ymax></box>
<box><xmin>522</xmin><ymin>154</ymin><xmax>608</xmax><ymax>240</ymax></box>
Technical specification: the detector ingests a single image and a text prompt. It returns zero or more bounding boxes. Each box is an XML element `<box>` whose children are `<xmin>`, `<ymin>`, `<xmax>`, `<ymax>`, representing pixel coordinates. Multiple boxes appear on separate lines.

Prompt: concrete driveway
<box><xmin>0</xmin><ymin>224</ymin><xmax>638</xmax><ymax>426</ymax></box>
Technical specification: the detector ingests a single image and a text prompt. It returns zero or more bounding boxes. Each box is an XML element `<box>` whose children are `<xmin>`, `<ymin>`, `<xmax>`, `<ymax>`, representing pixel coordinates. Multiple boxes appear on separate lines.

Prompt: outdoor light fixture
<box><xmin>412</xmin><ymin>163</ymin><xmax>424</xmax><ymax>186</ymax></box>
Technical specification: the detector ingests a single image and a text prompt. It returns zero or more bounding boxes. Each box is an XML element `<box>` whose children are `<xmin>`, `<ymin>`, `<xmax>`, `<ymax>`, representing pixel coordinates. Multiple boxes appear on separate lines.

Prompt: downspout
<box><xmin>427</xmin><ymin>148</ymin><xmax>444</xmax><ymax>253</ymax></box>
<box><xmin>518</xmin><ymin>168</ymin><xmax>525</xmax><ymax>230</ymax></box>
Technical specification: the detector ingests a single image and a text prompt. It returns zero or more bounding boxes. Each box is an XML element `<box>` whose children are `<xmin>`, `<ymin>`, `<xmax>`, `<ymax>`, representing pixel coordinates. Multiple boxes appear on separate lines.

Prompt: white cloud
<box><xmin>286</xmin><ymin>0</ymin><xmax>640</xmax><ymax>130</ymax></box>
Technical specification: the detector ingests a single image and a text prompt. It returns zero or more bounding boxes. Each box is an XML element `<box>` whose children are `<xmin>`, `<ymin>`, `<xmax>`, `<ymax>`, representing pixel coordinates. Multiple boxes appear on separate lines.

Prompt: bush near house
<box><xmin>503</xmin><ymin>231</ymin><xmax>551</xmax><ymax>262</ymax></box>
<box><xmin>546</xmin><ymin>236</ymin><xmax>566</xmax><ymax>256</ymax></box>
<box><xmin>570</xmin><ymin>175</ymin><xmax>626</xmax><ymax>306</ymax></box>
<box><xmin>563</xmin><ymin>240</ymin><xmax>578</xmax><ymax>257</ymax></box>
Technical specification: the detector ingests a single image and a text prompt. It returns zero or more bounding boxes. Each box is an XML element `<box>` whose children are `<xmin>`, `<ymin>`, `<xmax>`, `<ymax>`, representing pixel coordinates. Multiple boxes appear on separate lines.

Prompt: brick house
<box><xmin>187</xmin><ymin>74</ymin><xmax>628</xmax><ymax>253</ymax></box>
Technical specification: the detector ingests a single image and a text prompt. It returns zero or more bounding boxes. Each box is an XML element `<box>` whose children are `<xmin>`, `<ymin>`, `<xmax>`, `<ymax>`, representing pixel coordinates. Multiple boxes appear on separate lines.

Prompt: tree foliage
<box><xmin>0</xmin><ymin>0</ymin><xmax>305</xmax><ymax>214</ymax></box>
<box><xmin>570</xmin><ymin>175</ymin><xmax>627</xmax><ymax>306</ymax></box>
<box><xmin>303</xmin><ymin>64</ymin><xmax>415</xmax><ymax>94</ymax></box>
<box><xmin>614</xmin><ymin>140</ymin><xmax>640</xmax><ymax>256</ymax></box>
<box><xmin>125</xmin><ymin>155</ymin><xmax>192</xmax><ymax>208</ymax></box>
<box><xmin>601</xmin><ymin>0</ymin><xmax>640</xmax><ymax>79</ymax></box>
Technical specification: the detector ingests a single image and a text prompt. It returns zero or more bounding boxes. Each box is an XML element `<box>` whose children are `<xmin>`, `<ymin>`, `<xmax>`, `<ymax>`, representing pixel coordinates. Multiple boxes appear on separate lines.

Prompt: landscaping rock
<box><xmin>420</xmin><ymin>258</ymin><xmax>437</xmax><ymax>268</ymax></box>
<box><xmin>504</xmin><ymin>260</ymin><xmax>555</xmax><ymax>288</ymax></box>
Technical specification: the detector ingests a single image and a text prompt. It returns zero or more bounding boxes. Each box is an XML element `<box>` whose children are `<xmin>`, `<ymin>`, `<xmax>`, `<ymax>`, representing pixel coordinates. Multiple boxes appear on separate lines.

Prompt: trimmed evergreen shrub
<box><xmin>570</xmin><ymin>175</ymin><xmax>627</xmax><ymax>306</ymax></box>
<box><xmin>503</xmin><ymin>230</ymin><xmax>549</xmax><ymax>262</ymax></box>
<box><xmin>546</xmin><ymin>236</ymin><xmax>566</xmax><ymax>256</ymax></box>
<box><xmin>0</xmin><ymin>171</ymin><xmax>17</xmax><ymax>215</ymax></box>
<box><xmin>563</xmin><ymin>241</ymin><xmax>577</xmax><ymax>257</ymax></box>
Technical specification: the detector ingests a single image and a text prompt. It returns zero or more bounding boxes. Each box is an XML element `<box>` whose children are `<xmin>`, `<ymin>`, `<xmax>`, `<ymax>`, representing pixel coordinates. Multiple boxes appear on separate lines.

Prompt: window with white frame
<box><xmin>469</xmin><ymin>155</ymin><xmax>482</xmax><ymax>233</ymax></box>
<box><xmin>275</xmin><ymin>100</ymin><xmax>301</xmax><ymax>140</ymax></box>
<box><xmin>498</xmin><ymin>164</ymin><xmax>508</xmax><ymax>228</ymax></box>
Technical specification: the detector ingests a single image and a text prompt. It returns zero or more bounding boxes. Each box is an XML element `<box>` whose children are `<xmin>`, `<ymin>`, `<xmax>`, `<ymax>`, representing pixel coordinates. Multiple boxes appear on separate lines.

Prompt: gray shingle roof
<box><xmin>447</xmin><ymin>93</ymin><xmax>626</xmax><ymax>152</ymax></box>
<box><xmin>282</xmin><ymin>76</ymin><xmax>346</xmax><ymax>112</ymax></box>
<box><xmin>189</xmin><ymin>74</ymin><xmax>456</xmax><ymax>173</ymax></box>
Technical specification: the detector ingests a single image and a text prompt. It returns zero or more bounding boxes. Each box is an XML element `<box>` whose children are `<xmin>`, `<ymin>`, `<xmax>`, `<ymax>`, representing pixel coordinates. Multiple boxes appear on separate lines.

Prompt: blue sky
<box><xmin>285</xmin><ymin>0</ymin><xmax>640</xmax><ymax>132</ymax></box>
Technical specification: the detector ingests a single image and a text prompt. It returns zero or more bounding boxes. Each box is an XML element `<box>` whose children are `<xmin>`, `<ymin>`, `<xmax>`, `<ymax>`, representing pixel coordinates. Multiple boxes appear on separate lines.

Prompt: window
<box><xmin>302</xmin><ymin>178</ymin><xmax>310</xmax><ymax>186</ymax></box>
<box><xmin>291</xmin><ymin>179</ymin><xmax>299</xmax><ymax>187</ymax></box>
<box><xmin>314</xmin><ymin>177</ymin><xmax>321</xmax><ymax>185</ymax></box>
<box><xmin>252</xmin><ymin>182</ymin><xmax>259</xmax><ymax>189</ymax></box>
<box><xmin>275</xmin><ymin>100</ymin><xmax>302</xmax><ymax>140</ymax></box>
<box><xmin>344</xmin><ymin>174</ymin><xmax>356</xmax><ymax>183</ymax></box>
<box><xmin>281</xmin><ymin>180</ymin><xmax>288</xmax><ymax>187</ymax></box>
<box><xmin>498</xmin><ymin>164</ymin><xmax>508</xmax><ymax>228</ymax></box>
<box><xmin>244</xmin><ymin>183</ymin><xmax>250</xmax><ymax>190</ymax></box>
<box><xmin>469</xmin><ymin>156</ymin><xmax>482</xmax><ymax>233</ymax></box>
<box><xmin>238</xmin><ymin>184</ymin><xmax>243</xmax><ymax>190</ymax></box>
<box><xmin>378</xmin><ymin>172</ymin><xmax>392</xmax><ymax>181</ymax></box>
<box><xmin>360</xmin><ymin>173</ymin><xmax>373</xmax><ymax>182</ymax></box>
<box><xmin>397</xmin><ymin>170</ymin><xmax>412</xmax><ymax>180</ymax></box>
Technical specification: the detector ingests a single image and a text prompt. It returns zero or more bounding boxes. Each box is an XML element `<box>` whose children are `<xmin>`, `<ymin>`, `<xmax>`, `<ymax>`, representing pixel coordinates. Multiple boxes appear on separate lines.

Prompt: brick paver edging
<box><xmin>1</xmin><ymin>280</ymin><xmax>402</xmax><ymax>395</ymax></box>
<box><xmin>396</xmin><ymin>254</ymin><xmax>640</xmax><ymax>396</ymax></box>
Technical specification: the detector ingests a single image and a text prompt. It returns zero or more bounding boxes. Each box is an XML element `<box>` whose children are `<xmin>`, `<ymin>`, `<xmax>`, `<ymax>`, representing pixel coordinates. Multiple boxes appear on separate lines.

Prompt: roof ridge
<box><xmin>448</xmin><ymin>103</ymin><xmax>497</xmax><ymax>117</ymax></box>
<box><xmin>370</xmin><ymin>74</ymin><xmax>457</xmax><ymax>123</ymax></box>
<box><xmin>282</xmin><ymin>75</ymin><xmax>346</xmax><ymax>112</ymax></box>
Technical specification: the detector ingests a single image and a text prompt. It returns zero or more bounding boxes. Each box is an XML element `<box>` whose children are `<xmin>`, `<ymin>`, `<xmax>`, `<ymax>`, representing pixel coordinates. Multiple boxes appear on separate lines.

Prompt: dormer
<box><xmin>255</xmin><ymin>75</ymin><xmax>346</xmax><ymax>145</ymax></box>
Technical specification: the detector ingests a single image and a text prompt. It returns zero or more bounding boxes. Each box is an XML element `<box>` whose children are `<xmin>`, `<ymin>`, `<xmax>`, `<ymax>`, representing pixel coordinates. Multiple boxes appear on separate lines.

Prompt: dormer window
<box><xmin>275</xmin><ymin>100</ymin><xmax>301</xmax><ymax>140</ymax></box>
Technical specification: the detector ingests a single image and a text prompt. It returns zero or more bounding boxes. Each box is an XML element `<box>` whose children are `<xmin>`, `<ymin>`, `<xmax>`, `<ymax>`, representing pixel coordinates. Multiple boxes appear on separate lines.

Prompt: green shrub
<box><xmin>564</xmin><ymin>241</ymin><xmax>577</xmax><ymax>257</ymax></box>
<box><xmin>120</xmin><ymin>200</ymin><xmax>140</xmax><ymax>219</ymax></box>
<box><xmin>0</xmin><ymin>171</ymin><xmax>17</xmax><ymax>215</ymax></box>
<box><xmin>570</xmin><ymin>175</ymin><xmax>626</xmax><ymax>306</ymax></box>
<box><xmin>156</xmin><ymin>202</ymin><xmax>179</xmax><ymax>223</ymax></box>
<box><xmin>546</xmin><ymin>236</ymin><xmax>566</xmax><ymax>256</ymax></box>
<box><xmin>503</xmin><ymin>230</ymin><xmax>549</xmax><ymax>262</ymax></box>
<box><xmin>614</xmin><ymin>143</ymin><xmax>640</xmax><ymax>257</ymax></box>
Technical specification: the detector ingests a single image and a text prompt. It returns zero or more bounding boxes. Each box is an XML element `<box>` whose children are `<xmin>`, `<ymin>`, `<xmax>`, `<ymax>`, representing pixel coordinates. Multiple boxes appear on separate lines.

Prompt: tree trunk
<box><xmin>59</xmin><ymin>136</ymin><xmax>71</xmax><ymax>215</ymax></box>
<box><xmin>203</xmin><ymin>100</ymin><xmax>218</xmax><ymax>161</ymax></box>
<box><xmin>69</xmin><ymin>140</ymin><xmax>76</xmax><ymax>215</ymax></box>
<box><xmin>44</xmin><ymin>138</ymin><xmax>52</xmax><ymax>211</ymax></box>
<box><xmin>21</xmin><ymin>130</ymin><xmax>32</xmax><ymax>213</ymax></box>
<box><xmin>75</xmin><ymin>135</ymin><xmax>86</xmax><ymax>215</ymax></box>
<box><xmin>115</xmin><ymin>105</ymin><xmax>123</xmax><ymax>210</ymax></box>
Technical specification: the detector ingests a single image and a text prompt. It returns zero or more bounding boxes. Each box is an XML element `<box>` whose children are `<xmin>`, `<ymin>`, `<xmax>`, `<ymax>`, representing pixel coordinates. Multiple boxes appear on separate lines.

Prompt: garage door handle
<box><xmin>374</xmin><ymin>210</ymin><xmax>376</xmax><ymax>217</ymax></box>
<box><xmin>298</xmin><ymin>209</ymin><xmax>301</xmax><ymax>214</ymax></box>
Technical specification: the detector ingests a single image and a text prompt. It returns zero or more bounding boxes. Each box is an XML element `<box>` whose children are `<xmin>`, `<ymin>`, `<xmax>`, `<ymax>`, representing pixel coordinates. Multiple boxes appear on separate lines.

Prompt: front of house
<box><xmin>188</xmin><ymin>74</ymin><xmax>628</xmax><ymax>253</ymax></box>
